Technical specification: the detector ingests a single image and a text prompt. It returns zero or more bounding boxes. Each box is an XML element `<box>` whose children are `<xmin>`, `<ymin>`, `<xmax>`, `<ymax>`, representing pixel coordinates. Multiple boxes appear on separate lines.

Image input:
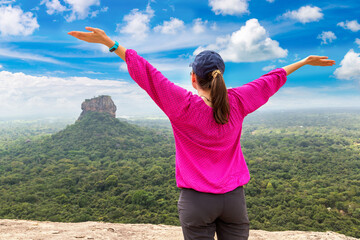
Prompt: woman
<box><xmin>68</xmin><ymin>27</ymin><xmax>336</xmax><ymax>240</ymax></box>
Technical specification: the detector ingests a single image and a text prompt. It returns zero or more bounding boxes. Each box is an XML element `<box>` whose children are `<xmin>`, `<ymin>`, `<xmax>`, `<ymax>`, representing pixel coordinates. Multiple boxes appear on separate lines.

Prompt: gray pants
<box><xmin>177</xmin><ymin>186</ymin><xmax>249</xmax><ymax>240</ymax></box>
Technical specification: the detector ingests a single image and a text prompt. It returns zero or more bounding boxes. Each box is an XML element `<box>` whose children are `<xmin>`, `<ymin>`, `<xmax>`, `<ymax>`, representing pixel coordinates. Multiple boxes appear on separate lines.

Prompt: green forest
<box><xmin>0</xmin><ymin>110</ymin><xmax>359</xmax><ymax>238</ymax></box>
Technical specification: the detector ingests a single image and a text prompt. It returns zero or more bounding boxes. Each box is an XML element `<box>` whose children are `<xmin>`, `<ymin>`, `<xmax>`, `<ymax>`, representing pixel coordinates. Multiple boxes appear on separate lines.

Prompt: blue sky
<box><xmin>0</xmin><ymin>0</ymin><xmax>359</xmax><ymax>120</ymax></box>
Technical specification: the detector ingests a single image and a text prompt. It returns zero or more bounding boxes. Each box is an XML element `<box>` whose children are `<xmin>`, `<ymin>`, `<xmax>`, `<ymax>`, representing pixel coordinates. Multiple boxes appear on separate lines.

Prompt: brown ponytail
<box><xmin>196</xmin><ymin>70</ymin><xmax>230</xmax><ymax>124</ymax></box>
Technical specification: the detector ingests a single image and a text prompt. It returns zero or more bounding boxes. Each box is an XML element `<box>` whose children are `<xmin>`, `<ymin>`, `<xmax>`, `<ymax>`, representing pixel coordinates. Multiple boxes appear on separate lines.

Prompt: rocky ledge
<box><xmin>0</xmin><ymin>219</ymin><xmax>358</xmax><ymax>240</ymax></box>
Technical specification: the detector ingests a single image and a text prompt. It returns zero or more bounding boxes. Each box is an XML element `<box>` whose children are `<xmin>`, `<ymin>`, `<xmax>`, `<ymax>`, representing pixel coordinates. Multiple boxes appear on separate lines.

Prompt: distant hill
<box><xmin>0</xmin><ymin>111</ymin><xmax>359</xmax><ymax>238</ymax></box>
<box><xmin>0</xmin><ymin>112</ymin><xmax>178</xmax><ymax>224</ymax></box>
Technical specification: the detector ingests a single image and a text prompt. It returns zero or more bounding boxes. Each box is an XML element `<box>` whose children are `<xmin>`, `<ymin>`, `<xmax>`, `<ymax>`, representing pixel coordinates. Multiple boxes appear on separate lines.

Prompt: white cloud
<box><xmin>194</xmin><ymin>18</ymin><xmax>288</xmax><ymax>62</ymax></box>
<box><xmin>154</xmin><ymin>17</ymin><xmax>185</xmax><ymax>35</ymax></box>
<box><xmin>211</xmin><ymin>22</ymin><xmax>217</xmax><ymax>30</ymax></box>
<box><xmin>356</xmin><ymin>38</ymin><xmax>360</xmax><ymax>47</ymax></box>
<box><xmin>64</xmin><ymin>0</ymin><xmax>100</xmax><ymax>22</ymax></box>
<box><xmin>261</xmin><ymin>86</ymin><xmax>360</xmax><ymax>111</ymax></box>
<box><xmin>118</xmin><ymin>4</ymin><xmax>154</xmax><ymax>39</ymax></box>
<box><xmin>337</xmin><ymin>20</ymin><xmax>360</xmax><ymax>32</ymax></box>
<box><xmin>317</xmin><ymin>31</ymin><xmax>336</xmax><ymax>44</ymax></box>
<box><xmin>0</xmin><ymin>0</ymin><xmax>15</xmax><ymax>4</ymax></box>
<box><xmin>40</xmin><ymin>0</ymin><xmax>67</xmax><ymax>15</ymax></box>
<box><xmin>0</xmin><ymin>64</ymin><xmax>3</xmax><ymax>69</ymax></box>
<box><xmin>119</xmin><ymin>63</ymin><xmax>128</xmax><ymax>72</ymax></box>
<box><xmin>112</xmin><ymin>18</ymin><xmax>238</xmax><ymax>54</ymax></box>
<box><xmin>83</xmin><ymin>71</ymin><xmax>103</xmax><ymax>75</ymax></box>
<box><xmin>334</xmin><ymin>49</ymin><xmax>360</xmax><ymax>82</ymax></box>
<box><xmin>293</xmin><ymin>53</ymin><xmax>300</xmax><ymax>61</ymax></box>
<box><xmin>192</xmin><ymin>18</ymin><xmax>208</xmax><ymax>34</ymax></box>
<box><xmin>1</xmin><ymin>69</ymin><xmax>357</xmax><ymax>119</ymax></box>
<box><xmin>282</xmin><ymin>5</ymin><xmax>323</xmax><ymax>24</ymax></box>
<box><xmin>209</xmin><ymin>0</ymin><xmax>249</xmax><ymax>16</ymax></box>
<box><xmin>266</xmin><ymin>0</ymin><xmax>275</xmax><ymax>2</ymax></box>
<box><xmin>40</xmin><ymin>0</ymin><xmax>102</xmax><ymax>21</ymax></box>
<box><xmin>0</xmin><ymin>5</ymin><xmax>39</xmax><ymax>36</ymax></box>
<box><xmin>0</xmin><ymin>70</ymin><xmax>168</xmax><ymax>119</ymax></box>
<box><xmin>89</xmin><ymin>6</ymin><xmax>108</xmax><ymax>18</ymax></box>
<box><xmin>90</xmin><ymin>10</ymin><xmax>98</xmax><ymax>18</ymax></box>
<box><xmin>0</xmin><ymin>47</ymin><xmax>62</xmax><ymax>64</ymax></box>
<box><xmin>262</xmin><ymin>65</ymin><xmax>276</xmax><ymax>71</ymax></box>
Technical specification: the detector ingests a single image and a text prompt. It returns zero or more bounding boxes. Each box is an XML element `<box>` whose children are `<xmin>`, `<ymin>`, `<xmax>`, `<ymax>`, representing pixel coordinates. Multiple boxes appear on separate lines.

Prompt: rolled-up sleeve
<box><xmin>125</xmin><ymin>49</ymin><xmax>192</xmax><ymax>121</ymax></box>
<box><xmin>231</xmin><ymin>68</ymin><xmax>287</xmax><ymax>116</ymax></box>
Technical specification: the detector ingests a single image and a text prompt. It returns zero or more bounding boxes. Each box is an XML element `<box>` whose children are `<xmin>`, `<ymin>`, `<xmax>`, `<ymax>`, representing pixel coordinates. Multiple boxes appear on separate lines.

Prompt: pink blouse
<box><xmin>125</xmin><ymin>49</ymin><xmax>287</xmax><ymax>194</ymax></box>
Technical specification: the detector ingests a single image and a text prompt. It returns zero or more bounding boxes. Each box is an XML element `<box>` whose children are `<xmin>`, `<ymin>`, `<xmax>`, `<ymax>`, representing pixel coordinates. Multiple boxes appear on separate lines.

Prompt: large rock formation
<box><xmin>78</xmin><ymin>95</ymin><xmax>116</xmax><ymax>120</ymax></box>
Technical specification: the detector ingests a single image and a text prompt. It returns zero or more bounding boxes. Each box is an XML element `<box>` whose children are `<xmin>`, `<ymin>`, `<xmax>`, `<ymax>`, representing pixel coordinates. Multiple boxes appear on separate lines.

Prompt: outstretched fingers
<box><xmin>321</xmin><ymin>59</ymin><xmax>336</xmax><ymax>66</ymax></box>
<box><xmin>85</xmin><ymin>26</ymin><xmax>98</xmax><ymax>32</ymax></box>
<box><xmin>68</xmin><ymin>31</ymin><xmax>92</xmax><ymax>42</ymax></box>
<box><xmin>307</xmin><ymin>55</ymin><xmax>336</xmax><ymax>66</ymax></box>
<box><xmin>68</xmin><ymin>26</ymin><xmax>108</xmax><ymax>44</ymax></box>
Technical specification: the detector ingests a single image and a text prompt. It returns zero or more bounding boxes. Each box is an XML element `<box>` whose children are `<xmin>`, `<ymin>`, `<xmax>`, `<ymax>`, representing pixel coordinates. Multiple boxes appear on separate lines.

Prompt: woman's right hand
<box><xmin>68</xmin><ymin>27</ymin><xmax>115</xmax><ymax>48</ymax></box>
<box><xmin>305</xmin><ymin>55</ymin><xmax>336</xmax><ymax>66</ymax></box>
<box><xmin>68</xmin><ymin>26</ymin><xmax>127</xmax><ymax>61</ymax></box>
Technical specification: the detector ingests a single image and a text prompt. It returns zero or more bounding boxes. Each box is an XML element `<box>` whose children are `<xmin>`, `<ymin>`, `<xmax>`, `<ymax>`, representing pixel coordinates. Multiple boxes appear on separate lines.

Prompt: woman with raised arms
<box><xmin>68</xmin><ymin>27</ymin><xmax>335</xmax><ymax>240</ymax></box>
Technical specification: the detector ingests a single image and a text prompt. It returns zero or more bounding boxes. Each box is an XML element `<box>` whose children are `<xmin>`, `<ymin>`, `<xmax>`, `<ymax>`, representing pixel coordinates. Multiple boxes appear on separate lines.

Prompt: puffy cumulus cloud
<box><xmin>317</xmin><ymin>31</ymin><xmax>336</xmax><ymax>44</ymax></box>
<box><xmin>0</xmin><ymin>5</ymin><xmax>39</xmax><ymax>36</ymax></box>
<box><xmin>356</xmin><ymin>38</ymin><xmax>360</xmax><ymax>47</ymax></box>
<box><xmin>64</xmin><ymin>0</ymin><xmax>100</xmax><ymax>22</ymax></box>
<box><xmin>154</xmin><ymin>17</ymin><xmax>185</xmax><ymax>35</ymax></box>
<box><xmin>262</xmin><ymin>64</ymin><xmax>276</xmax><ymax>71</ymax></box>
<box><xmin>0</xmin><ymin>71</ymin><xmax>168</xmax><ymax>119</ymax></box>
<box><xmin>118</xmin><ymin>4</ymin><xmax>154</xmax><ymax>39</ymax></box>
<box><xmin>334</xmin><ymin>49</ymin><xmax>360</xmax><ymax>82</ymax></box>
<box><xmin>282</xmin><ymin>5</ymin><xmax>323</xmax><ymax>24</ymax></box>
<box><xmin>192</xmin><ymin>18</ymin><xmax>208</xmax><ymax>34</ymax></box>
<box><xmin>209</xmin><ymin>0</ymin><xmax>249</xmax><ymax>16</ymax></box>
<box><xmin>40</xmin><ymin>0</ymin><xmax>67</xmax><ymax>15</ymax></box>
<box><xmin>337</xmin><ymin>20</ymin><xmax>360</xmax><ymax>32</ymax></box>
<box><xmin>194</xmin><ymin>18</ymin><xmax>287</xmax><ymax>62</ymax></box>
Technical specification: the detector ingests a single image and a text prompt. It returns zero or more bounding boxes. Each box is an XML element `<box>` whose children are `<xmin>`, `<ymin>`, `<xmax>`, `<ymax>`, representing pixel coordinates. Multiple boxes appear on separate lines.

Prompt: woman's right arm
<box><xmin>68</xmin><ymin>27</ymin><xmax>192</xmax><ymax>121</ymax></box>
<box><xmin>282</xmin><ymin>55</ymin><xmax>336</xmax><ymax>76</ymax></box>
<box><xmin>68</xmin><ymin>27</ymin><xmax>127</xmax><ymax>61</ymax></box>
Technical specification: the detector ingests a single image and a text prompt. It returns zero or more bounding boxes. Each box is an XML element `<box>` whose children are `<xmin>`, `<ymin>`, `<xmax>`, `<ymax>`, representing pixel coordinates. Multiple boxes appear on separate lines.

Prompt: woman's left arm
<box><xmin>231</xmin><ymin>55</ymin><xmax>336</xmax><ymax>116</ymax></box>
<box><xmin>282</xmin><ymin>55</ymin><xmax>336</xmax><ymax>76</ymax></box>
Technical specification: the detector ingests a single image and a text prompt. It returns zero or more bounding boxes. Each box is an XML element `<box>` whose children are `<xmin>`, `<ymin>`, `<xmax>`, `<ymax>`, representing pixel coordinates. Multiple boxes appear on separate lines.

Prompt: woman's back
<box><xmin>125</xmin><ymin>48</ymin><xmax>287</xmax><ymax>193</ymax></box>
<box><xmin>171</xmin><ymin>91</ymin><xmax>247</xmax><ymax>193</ymax></box>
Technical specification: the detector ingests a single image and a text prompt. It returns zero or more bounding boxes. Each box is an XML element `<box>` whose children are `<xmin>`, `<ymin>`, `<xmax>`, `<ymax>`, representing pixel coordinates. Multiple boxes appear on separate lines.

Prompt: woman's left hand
<box><xmin>68</xmin><ymin>27</ymin><xmax>114</xmax><ymax>47</ymax></box>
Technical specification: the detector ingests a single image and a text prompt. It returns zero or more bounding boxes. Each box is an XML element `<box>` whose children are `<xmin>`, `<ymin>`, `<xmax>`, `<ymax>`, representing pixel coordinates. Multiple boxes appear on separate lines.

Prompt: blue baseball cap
<box><xmin>190</xmin><ymin>50</ymin><xmax>225</xmax><ymax>79</ymax></box>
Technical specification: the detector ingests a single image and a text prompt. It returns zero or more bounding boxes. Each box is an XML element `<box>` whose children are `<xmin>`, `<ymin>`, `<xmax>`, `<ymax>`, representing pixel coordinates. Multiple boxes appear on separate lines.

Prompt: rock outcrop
<box><xmin>78</xmin><ymin>95</ymin><xmax>116</xmax><ymax>120</ymax></box>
